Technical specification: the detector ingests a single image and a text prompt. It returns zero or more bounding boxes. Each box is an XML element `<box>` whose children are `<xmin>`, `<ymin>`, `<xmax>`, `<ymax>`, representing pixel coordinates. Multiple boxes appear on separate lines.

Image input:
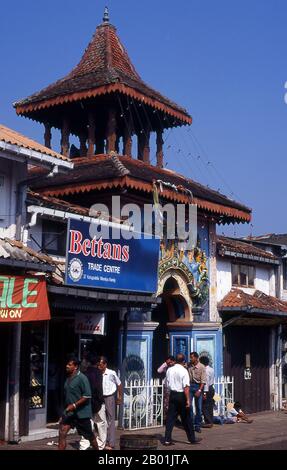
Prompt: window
<box><xmin>42</xmin><ymin>220</ymin><xmax>66</xmax><ymax>256</ymax></box>
<box><xmin>232</xmin><ymin>264</ymin><xmax>255</xmax><ymax>287</ymax></box>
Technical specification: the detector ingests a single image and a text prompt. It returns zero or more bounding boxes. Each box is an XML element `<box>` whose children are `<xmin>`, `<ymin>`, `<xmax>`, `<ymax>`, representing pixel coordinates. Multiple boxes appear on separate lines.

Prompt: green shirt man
<box><xmin>64</xmin><ymin>370</ymin><xmax>92</xmax><ymax>419</ymax></box>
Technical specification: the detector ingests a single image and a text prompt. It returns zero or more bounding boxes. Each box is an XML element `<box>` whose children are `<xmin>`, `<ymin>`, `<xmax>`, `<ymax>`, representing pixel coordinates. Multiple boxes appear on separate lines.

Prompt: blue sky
<box><xmin>1</xmin><ymin>0</ymin><xmax>287</xmax><ymax>236</ymax></box>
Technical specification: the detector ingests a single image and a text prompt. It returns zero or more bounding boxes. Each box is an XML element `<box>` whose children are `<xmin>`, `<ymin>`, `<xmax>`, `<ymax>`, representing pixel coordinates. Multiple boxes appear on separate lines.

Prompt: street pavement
<box><xmin>1</xmin><ymin>411</ymin><xmax>287</xmax><ymax>451</ymax></box>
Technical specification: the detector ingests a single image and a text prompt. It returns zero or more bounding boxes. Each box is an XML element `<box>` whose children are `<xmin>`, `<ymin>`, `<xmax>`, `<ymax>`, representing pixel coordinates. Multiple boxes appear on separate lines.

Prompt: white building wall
<box><xmin>255</xmin><ymin>267</ymin><xmax>271</xmax><ymax>295</ymax></box>
<box><xmin>209</xmin><ymin>222</ymin><xmax>220</xmax><ymax>321</ymax></box>
<box><xmin>0</xmin><ymin>159</ymin><xmax>27</xmax><ymax>239</ymax></box>
<box><xmin>217</xmin><ymin>258</ymin><xmax>274</xmax><ymax>300</ymax></box>
<box><xmin>217</xmin><ymin>259</ymin><xmax>232</xmax><ymax>302</ymax></box>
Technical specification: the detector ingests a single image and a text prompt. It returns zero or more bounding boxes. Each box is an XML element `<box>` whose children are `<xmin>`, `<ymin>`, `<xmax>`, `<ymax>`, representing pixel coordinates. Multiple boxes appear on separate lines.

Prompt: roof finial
<box><xmin>103</xmin><ymin>6</ymin><xmax>110</xmax><ymax>24</ymax></box>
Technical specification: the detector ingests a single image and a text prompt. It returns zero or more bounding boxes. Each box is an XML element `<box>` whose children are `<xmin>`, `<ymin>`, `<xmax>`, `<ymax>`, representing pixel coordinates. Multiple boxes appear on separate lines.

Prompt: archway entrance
<box><xmin>152</xmin><ymin>276</ymin><xmax>190</xmax><ymax>376</ymax></box>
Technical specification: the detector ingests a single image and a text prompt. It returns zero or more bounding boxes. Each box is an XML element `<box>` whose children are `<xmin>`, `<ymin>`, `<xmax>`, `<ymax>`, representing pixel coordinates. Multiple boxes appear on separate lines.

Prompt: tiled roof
<box><xmin>27</xmin><ymin>191</ymin><xmax>91</xmax><ymax>216</ymax></box>
<box><xmin>27</xmin><ymin>190</ymin><xmax>127</xmax><ymax>224</ymax></box>
<box><xmin>217</xmin><ymin>235</ymin><xmax>277</xmax><ymax>262</ymax></box>
<box><xmin>0</xmin><ymin>124</ymin><xmax>70</xmax><ymax>162</ymax></box>
<box><xmin>29</xmin><ymin>154</ymin><xmax>251</xmax><ymax>223</ymax></box>
<box><xmin>0</xmin><ymin>237</ymin><xmax>56</xmax><ymax>270</ymax></box>
<box><xmin>14</xmin><ymin>22</ymin><xmax>191</xmax><ymax>124</ymax></box>
<box><xmin>244</xmin><ymin>234</ymin><xmax>287</xmax><ymax>247</ymax></box>
<box><xmin>218</xmin><ymin>288</ymin><xmax>287</xmax><ymax>314</ymax></box>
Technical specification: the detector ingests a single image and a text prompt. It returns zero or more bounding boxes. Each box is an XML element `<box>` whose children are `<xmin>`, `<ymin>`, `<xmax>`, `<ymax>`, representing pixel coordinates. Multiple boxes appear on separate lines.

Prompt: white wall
<box><xmin>217</xmin><ymin>258</ymin><xmax>274</xmax><ymax>300</ymax></box>
<box><xmin>217</xmin><ymin>259</ymin><xmax>232</xmax><ymax>301</ymax></box>
<box><xmin>255</xmin><ymin>267</ymin><xmax>272</xmax><ymax>295</ymax></box>
<box><xmin>209</xmin><ymin>222</ymin><xmax>219</xmax><ymax>321</ymax></box>
<box><xmin>0</xmin><ymin>158</ymin><xmax>27</xmax><ymax>239</ymax></box>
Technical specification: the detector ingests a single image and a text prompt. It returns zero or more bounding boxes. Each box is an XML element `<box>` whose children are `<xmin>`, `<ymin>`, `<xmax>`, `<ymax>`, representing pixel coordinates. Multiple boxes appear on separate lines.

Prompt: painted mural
<box><xmin>158</xmin><ymin>223</ymin><xmax>210</xmax><ymax>318</ymax></box>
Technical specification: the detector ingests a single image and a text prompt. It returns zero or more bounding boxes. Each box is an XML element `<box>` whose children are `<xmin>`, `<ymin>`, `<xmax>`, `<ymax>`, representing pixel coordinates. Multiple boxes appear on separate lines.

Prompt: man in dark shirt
<box><xmin>58</xmin><ymin>357</ymin><xmax>98</xmax><ymax>450</ymax></box>
<box><xmin>188</xmin><ymin>352</ymin><xmax>206</xmax><ymax>433</ymax></box>
<box><xmin>79</xmin><ymin>355</ymin><xmax>107</xmax><ymax>450</ymax></box>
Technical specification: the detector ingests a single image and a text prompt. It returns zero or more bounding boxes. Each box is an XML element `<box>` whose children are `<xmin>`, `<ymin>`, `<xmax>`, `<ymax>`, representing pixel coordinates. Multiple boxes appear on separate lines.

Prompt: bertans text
<box><xmin>69</xmin><ymin>230</ymin><xmax>129</xmax><ymax>262</ymax></box>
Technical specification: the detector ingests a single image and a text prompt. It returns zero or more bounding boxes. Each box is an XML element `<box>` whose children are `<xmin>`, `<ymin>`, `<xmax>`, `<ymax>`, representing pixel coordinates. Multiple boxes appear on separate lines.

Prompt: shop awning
<box><xmin>0</xmin><ymin>275</ymin><xmax>50</xmax><ymax>322</ymax></box>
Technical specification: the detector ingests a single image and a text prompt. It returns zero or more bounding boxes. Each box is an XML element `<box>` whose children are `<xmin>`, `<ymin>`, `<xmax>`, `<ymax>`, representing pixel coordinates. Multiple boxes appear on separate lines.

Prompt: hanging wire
<box><xmin>187</xmin><ymin>128</ymin><xmax>243</xmax><ymax>202</ymax></box>
<box><xmin>162</xmin><ymin>119</ymin><xmax>207</xmax><ymax>183</ymax></box>
<box><xmin>176</xmin><ymin>125</ymin><xmax>213</xmax><ymax>185</ymax></box>
<box><xmin>130</xmin><ymin>97</ymin><xmax>150</xmax><ymax>143</ymax></box>
<box><xmin>117</xmin><ymin>94</ymin><xmax>133</xmax><ymax>141</ymax></box>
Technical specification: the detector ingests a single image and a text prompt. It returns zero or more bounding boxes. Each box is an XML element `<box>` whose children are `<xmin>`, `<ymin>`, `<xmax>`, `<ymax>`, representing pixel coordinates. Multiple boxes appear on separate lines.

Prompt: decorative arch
<box><xmin>157</xmin><ymin>269</ymin><xmax>193</xmax><ymax>322</ymax></box>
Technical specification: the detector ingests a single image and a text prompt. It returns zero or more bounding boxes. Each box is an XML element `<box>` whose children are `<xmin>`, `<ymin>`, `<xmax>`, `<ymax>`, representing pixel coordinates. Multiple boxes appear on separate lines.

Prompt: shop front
<box><xmin>0</xmin><ymin>274</ymin><xmax>51</xmax><ymax>440</ymax></box>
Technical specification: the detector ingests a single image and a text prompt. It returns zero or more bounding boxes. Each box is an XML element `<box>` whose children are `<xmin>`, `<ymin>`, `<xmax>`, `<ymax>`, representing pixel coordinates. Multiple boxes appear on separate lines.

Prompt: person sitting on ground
<box><xmin>226</xmin><ymin>401</ymin><xmax>253</xmax><ymax>424</ymax></box>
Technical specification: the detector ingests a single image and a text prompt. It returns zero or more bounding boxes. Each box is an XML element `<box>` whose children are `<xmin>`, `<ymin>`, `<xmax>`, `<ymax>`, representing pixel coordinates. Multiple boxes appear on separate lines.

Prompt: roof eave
<box><xmin>36</xmin><ymin>176</ymin><xmax>251</xmax><ymax>223</ymax></box>
<box><xmin>14</xmin><ymin>83</ymin><xmax>192</xmax><ymax>126</ymax></box>
<box><xmin>219</xmin><ymin>306</ymin><xmax>287</xmax><ymax>317</ymax></box>
<box><xmin>0</xmin><ymin>257</ymin><xmax>55</xmax><ymax>272</ymax></box>
<box><xmin>0</xmin><ymin>140</ymin><xmax>73</xmax><ymax>171</ymax></box>
<box><xmin>217</xmin><ymin>248</ymin><xmax>279</xmax><ymax>265</ymax></box>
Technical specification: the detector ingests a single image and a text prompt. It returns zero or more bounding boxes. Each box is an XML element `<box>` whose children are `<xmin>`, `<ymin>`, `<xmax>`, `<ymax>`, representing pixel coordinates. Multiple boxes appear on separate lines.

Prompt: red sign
<box><xmin>0</xmin><ymin>275</ymin><xmax>50</xmax><ymax>322</ymax></box>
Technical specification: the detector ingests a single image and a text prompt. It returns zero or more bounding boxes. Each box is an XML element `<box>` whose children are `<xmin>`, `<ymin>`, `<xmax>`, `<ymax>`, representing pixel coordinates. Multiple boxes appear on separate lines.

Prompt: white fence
<box><xmin>213</xmin><ymin>376</ymin><xmax>234</xmax><ymax>417</ymax></box>
<box><xmin>122</xmin><ymin>379</ymin><xmax>164</xmax><ymax>430</ymax></box>
<box><xmin>121</xmin><ymin>376</ymin><xmax>234</xmax><ymax>430</ymax></box>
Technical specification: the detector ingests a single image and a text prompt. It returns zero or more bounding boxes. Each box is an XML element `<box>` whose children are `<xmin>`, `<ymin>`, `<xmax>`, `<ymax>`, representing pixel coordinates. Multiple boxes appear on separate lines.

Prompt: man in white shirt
<box><xmin>98</xmin><ymin>356</ymin><xmax>122</xmax><ymax>450</ymax></box>
<box><xmin>164</xmin><ymin>353</ymin><xmax>202</xmax><ymax>446</ymax></box>
<box><xmin>200</xmin><ymin>356</ymin><xmax>215</xmax><ymax>428</ymax></box>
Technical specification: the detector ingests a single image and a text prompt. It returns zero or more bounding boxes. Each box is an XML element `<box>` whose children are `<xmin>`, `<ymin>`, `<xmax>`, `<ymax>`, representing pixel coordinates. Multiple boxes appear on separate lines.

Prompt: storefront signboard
<box><xmin>0</xmin><ymin>275</ymin><xmax>50</xmax><ymax>322</ymax></box>
<box><xmin>65</xmin><ymin>219</ymin><xmax>160</xmax><ymax>293</ymax></box>
<box><xmin>75</xmin><ymin>313</ymin><xmax>105</xmax><ymax>335</ymax></box>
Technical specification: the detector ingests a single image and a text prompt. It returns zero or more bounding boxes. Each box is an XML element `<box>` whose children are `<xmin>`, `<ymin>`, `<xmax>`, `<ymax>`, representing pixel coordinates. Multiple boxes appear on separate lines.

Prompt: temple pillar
<box><xmin>106</xmin><ymin>108</ymin><xmax>117</xmax><ymax>153</ymax></box>
<box><xmin>60</xmin><ymin>118</ymin><xmax>69</xmax><ymax>157</ymax></box>
<box><xmin>137</xmin><ymin>132</ymin><xmax>145</xmax><ymax>161</ymax></box>
<box><xmin>156</xmin><ymin>129</ymin><xmax>164</xmax><ymax>168</ymax></box>
<box><xmin>143</xmin><ymin>130</ymin><xmax>150</xmax><ymax>164</ymax></box>
<box><xmin>138</xmin><ymin>131</ymin><xmax>150</xmax><ymax>163</ymax></box>
<box><xmin>115</xmin><ymin>134</ymin><xmax>120</xmax><ymax>153</ymax></box>
<box><xmin>95</xmin><ymin>135</ymin><xmax>105</xmax><ymax>155</ymax></box>
<box><xmin>87</xmin><ymin>113</ymin><xmax>96</xmax><ymax>156</ymax></box>
<box><xmin>44</xmin><ymin>123</ymin><xmax>51</xmax><ymax>149</ymax></box>
<box><xmin>123</xmin><ymin>116</ymin><xmax>132</xmax><ymax>157</ymax></box>
<box><xmin>79</xmin><ymin>132</ymin><xmax>87</xmax><ymax>156</ymax></box>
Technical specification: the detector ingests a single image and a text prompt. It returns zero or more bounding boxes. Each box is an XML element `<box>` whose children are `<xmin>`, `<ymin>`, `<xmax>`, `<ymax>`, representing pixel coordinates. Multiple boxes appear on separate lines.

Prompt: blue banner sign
<box><xmin>65</xmin><ymin>219</ymin><xmax>160</xmax><ymax>293</ymax></box>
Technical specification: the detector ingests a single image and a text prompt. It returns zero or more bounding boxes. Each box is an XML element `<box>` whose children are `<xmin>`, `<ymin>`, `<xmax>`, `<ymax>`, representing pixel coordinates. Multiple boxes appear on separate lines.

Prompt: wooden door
<box><xmin>224</xmin><ymin>326</ymin><xmax>270</xmax><ymax>413</ymax></box>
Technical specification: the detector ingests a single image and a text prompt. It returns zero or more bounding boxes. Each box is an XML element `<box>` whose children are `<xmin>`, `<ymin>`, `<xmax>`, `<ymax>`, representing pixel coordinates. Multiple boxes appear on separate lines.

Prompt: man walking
<box><xmin>164</xmin><ymin>353</ymin><xmax>202</xmax><ymax>446</ymax></box>
<box><xmin>58</xmin><ymin>357</ymin><xmax>98</xmax><ymax>450</ymax></box>
<box><xmin>98</xmin><ymin>356</ymin><xmax>122</xmax><ymax>450</ymax></box>
<box><xmin>188</xmin><ymin>352</ymin><xmax>206</xmax><ymax>433</ymax></box>
<box><xmin>79</xmin><ymin>355</ymin><xmax>108</xmax><ymax>450</ymax></box>
<box><xmin>200</xmin><ymin>356</ymin><xmax>215</xmax><ymax>428</ymax></box>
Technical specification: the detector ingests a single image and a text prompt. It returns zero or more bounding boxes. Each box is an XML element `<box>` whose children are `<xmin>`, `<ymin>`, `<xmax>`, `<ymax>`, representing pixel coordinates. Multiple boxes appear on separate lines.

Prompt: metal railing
<box><xmin>213</xmin><ymin>376</ymin><xmax>234</xmax><ymax>417</ymax></box>
<box><xmin>122</xmin><ymin>379</ymin><xmax>164</xmax><ymax>430</ymax></box>
<box><xmin>121</xmin><ymin>376</ymin><xmax>234</xmax><ymax>430</ymax></box>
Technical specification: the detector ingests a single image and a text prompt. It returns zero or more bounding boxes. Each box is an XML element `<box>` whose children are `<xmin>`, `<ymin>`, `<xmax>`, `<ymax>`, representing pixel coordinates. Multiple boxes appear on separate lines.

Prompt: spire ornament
<box><xmin>103</xmin><ymin>6</ymin><xmax>109</xmax><ymax>24</ymax></box>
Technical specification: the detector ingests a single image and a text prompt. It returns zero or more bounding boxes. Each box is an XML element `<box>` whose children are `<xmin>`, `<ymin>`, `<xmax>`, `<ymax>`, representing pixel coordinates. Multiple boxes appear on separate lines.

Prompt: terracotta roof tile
<box><xmin>0</xmin><ymin>124</ymin><xmax>70</xmax><ymax>162</ymax></box>
<box><xmin>217</xmin><ymin>235</ymin><xmax>277</xmax><ymax>261</ymax></box>
<box><xmin>28</xmin><ymin>154</ymin><xmax>251</xmax><ymax>222</ymax></box>
<box><xmin>0</xmin><ymin>236</ymin><xmax>56</xmax><ymax>268</ymax></box>
<box><xmin>219</xmin><ymin>288</ymin><xmax>287</xmax><ymax>313</ymax></box>
<box><xmin>244</xmin><ymin>233</ymin><xmax>287</xmax><ymax>247</ymax></box>
<box><xmin>27</xmin><ymin>190</ymin><xmax>127</xmax><ymax>224</ymax></box>
<box><xmin>14</xmin><ymin>22</ymin><xmax>191</xmax><ymax>124</ymax></box>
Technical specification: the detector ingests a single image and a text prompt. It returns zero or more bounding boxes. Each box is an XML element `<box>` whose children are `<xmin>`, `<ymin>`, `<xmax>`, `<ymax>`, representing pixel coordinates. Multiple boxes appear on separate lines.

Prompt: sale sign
<box><xmin>0</xmin><ymin>275</ymin><xmax>50</xmax><ymax>322</ymax></box>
